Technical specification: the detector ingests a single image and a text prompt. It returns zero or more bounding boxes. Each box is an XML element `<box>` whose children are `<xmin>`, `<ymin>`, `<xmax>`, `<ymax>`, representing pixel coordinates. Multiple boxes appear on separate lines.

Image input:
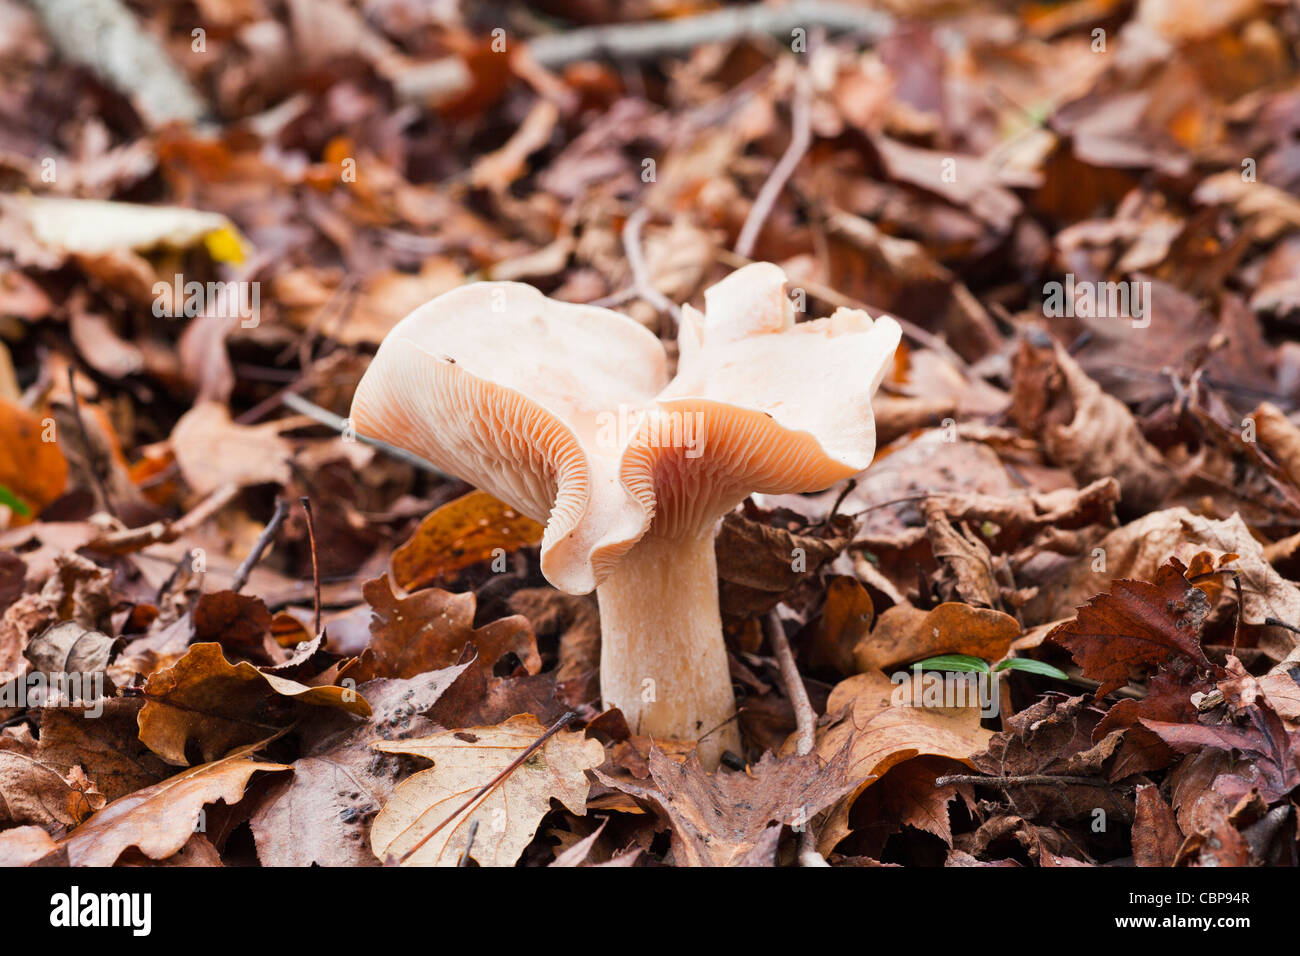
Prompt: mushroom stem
<box><xmin>595</xmin><ymin>530</ymin><xmax>741</xmax><ymax>769</ymax></box>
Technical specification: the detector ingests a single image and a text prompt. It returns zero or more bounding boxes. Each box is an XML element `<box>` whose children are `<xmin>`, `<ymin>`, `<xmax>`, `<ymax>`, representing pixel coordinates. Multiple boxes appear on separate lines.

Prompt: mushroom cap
<box><xmin>624</xmin><ymin>263</ymin><xmax>902</xmax><ymax>538</ymax></box>
<box><xmin>351</xmin><ymin>265</ymin><xmax>901</xmax><ymax>591</ymax></box>
<box><xmin>350</xmin><ymin>281</ymin><xmax>667</xmax><ymax>594</ymax></box>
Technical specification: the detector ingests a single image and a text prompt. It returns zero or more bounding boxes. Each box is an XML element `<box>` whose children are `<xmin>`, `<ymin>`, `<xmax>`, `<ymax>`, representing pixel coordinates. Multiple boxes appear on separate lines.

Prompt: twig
<box><xmin>1265</xmin><ymin>617</ymin><xmax>1300</xmax><ymax>636</ymax></box>
<box><xmin>397</xmin><ymin>711</ymin><xmax>577</xmax><ymax>864</ymax></box>
<box><xmin>457</xmin><ymin>820</ymin><xmax>479</xmax><ymax>867</ymax></box>
<box><xmin>735</xmin><ymin>71</ymin><xmax>812</xmax><ymax>259</ymax></box>
<box><xmin>300</xmin><ymin>496</ymin><xmax>322</xmax><ymax>636</ymax></box>
<box><xmin>820</xmin><ymin>478</ymin><xmax>857</xmax><ymax>530</ymax></box>
<box><xmin>622</xmin><ymin>208</ymin><xmax>682</xmax><ymax>326</ymax></box>
<box><xmin>765</xmin><ymin>610</ymin><xmax>815</xmax><ymax>757</ymax></box>
<box><xmin>231</xmin><ymin>499</ymin><xmax>290</xmax><ymax>594</ymax></box>
<box><xmin>155</xmin><ymin>548</ymin><xmax>195</xmax><ymax>603</ymax></box>
<box><xmin>85</xmin><ymin>482</ymin><xmax>239</xmax><ymax>554</ymax></box>
<box><xmin>764</xmin><ymin>609</ymin><xmax>828</xmax><ymax>866</ymax></box>
<box><xmin>66</xmin><ymin>367</ymin><xmax>116</xmax><ymax>519</ymax></box>
<box><xmin>279</xmin><ymin>393</ymin><xmax>448</xmax><ymax>478</ymax></box>
<box><xmin>935</xmin><ymin>773</ymin><xmax>1118</xmax><ymax>789</ymax></box>
<box><xmin>1231</xmin><ymin>572</ymin><xmax>1243</xmax><ymax>658</ymax></box>
<box><xmin>526</xmin><ymin>1</ymin><xmax>894</xmax><ymax>69</ymax></box>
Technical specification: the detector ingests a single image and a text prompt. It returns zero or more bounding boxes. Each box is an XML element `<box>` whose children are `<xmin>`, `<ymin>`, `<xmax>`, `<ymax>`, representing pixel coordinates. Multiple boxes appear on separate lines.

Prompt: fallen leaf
<box><xmin>370</xmin><ymin>714</ymin><xmax>604</xmax><ymax>867</ymax></box>
<box><xmin>170</xmin><ymin>401</ymin><xmax>291</xmax><ymax>496</ymax></box>
<box><xmin>615</xmin><ymin>746</ymin><xmax>858</xmax><ymax>867</ymax></box>
<box><xmin>138</xmin><ymin>642</ymin><xmax>371</xmax><ymax>765</ymax></box>
<box><xmin>60</xmin><ymin>741</ymin><xmax>289</xmax><ymax>866</ymax></box>
<box><xmin>0</xmin><ymin>398</ymin><xmax>67</xmax><ymax>520</ymax></box>
<box><xmin>1049</xmin><ymin>557</ymin><xmax>1216</xmax><ymax>697</ymax></box>
<box><xmin>344</xmin><ymin>575</ymin><xmax>539</xmax><ymax>684</ymax></box>
<box><xmin>855</xmin><ymin>602</ymin><xmax>1020</xmax><ymax>673</ymax></box>
<box><xmin>250</xmin><ymin>665</ymin><xmax>469</xmax><ymax>867</ymax></box>
<box><xmin>389</xmin><ymin>490</ymin><xmax>543</xmax><ymax>592</ymax></box>
<box><xmin>1132</xmin><ymin>784</ymin><xmax>1183</xmax><ymax>866</ymax></box>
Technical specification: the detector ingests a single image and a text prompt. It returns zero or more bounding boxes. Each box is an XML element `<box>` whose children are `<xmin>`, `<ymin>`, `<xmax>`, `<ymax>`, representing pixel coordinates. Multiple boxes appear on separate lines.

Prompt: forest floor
<box><xmin>2</xmin><ymin>0</ymin><xmax>1300</xmax><ymax>868</ymax></box>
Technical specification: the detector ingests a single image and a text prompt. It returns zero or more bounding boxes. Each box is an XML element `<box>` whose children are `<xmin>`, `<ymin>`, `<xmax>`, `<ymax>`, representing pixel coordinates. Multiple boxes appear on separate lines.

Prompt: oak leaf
<box><xmin>370</xmin><ymin>714</ymin><xmax>603</xmax><ymax>867</ymax></box>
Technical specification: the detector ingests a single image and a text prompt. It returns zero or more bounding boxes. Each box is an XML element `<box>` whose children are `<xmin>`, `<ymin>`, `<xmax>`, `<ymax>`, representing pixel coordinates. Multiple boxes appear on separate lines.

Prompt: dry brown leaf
<box><xmin>0</xmin><ymin>825</ymin><xmax>65</xmax><ymax>866</ymax></box>
<box><xmin>370</xmin><ymin>714</ymin><xmax>604</xmax><ymax>867</ymax></box>
<box><xmin>344</xmin><ymin>575</ymin><xmax>539</xmax><ymax>684</ymax></box>
<box><xmin>138</xmin><ymin>642</ymin><xmax>371</xmax><ymax>765</ymax></box>
<box><xmin>0</xmin><ymin>730</ymin><xmax>105</xmax><ymax>829</ymax></box>
<box><xmin>250</xmin><ymin>664</ymin><xmax>469</xmax><ymax>867</ymax></box>
<box><xmin>1027</xmin><ymin>508</ymin><xmax>1300</xmax><ymax>633</ymax></box>
<box><xmin>1250</xmin><ymin>401</ymin><xmax>1300</xmax><ymax>490</ymax></box>
<box><xmin>390</xmin><ymin>489</ymin><xmax>543</xmax><ymax>592</ymax></box>
<box><xmin>1012</xmin><ymin>335</ymin><xmax>1175</xmax><ymax>511</ymax></box>
<box><xmin>855</xmin><ymin>602</ymin><xmax>1020</xmax><ymax>673</ymax></box>
<box><xmin>170</xmin><ymin>400</ymin><xmax>291</xmax><ymax>496</ymax></box>
<box><xmin>60</xmin><ymin>741</ymin><xmax>289</xmax><ymax>867</ymax></box>
<box><xmin>813</xmin><ymin>668</ymin><xmax>992</xmax><ymax>852</ymax></box>
<box><xmin>596</xmin><ymin>746</ymin><xmax>856</xmax><ymax>867</ymax></box>
<box><xmin>1132</xmin><ymin>783</ymin><xmax>1183</xmax><ymax>866</ymax></box>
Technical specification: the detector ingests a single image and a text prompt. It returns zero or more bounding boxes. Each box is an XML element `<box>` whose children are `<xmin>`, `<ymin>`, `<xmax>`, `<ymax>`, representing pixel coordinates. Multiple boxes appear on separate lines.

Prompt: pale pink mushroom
<box><xmin>351</xmin><ymin>264</ymin><xmax>901</xmax><ymax>768</ymax></box>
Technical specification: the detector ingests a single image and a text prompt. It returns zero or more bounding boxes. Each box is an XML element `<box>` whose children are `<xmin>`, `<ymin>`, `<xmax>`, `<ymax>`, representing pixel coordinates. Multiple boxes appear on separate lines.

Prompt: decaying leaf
<box><xmin>249</xmin><ymin>664</ymin><xmax>469</xmax><ymax>867</ymax></box>
<box><xmin>1049</xmin><ymin>557</ymin><xmax>1216</xmax><ymax>698</ymax></box>
<box><xmin>344</xmin><ymin>575</ymin><xmax>539</xmax><ymax>684</ymax></box>
<box><xmin>61</xmin><ymin>741</ymin><xmax>289</xmax><ymax>867</ymax></box>
<box><xmin>138</xmin><ymin>642</ymin><xmax>371</xmax><ymax>765</ymax></box>
<box><xmin>370</xmin><ymin>714</ymin><xmax>603</xmax><ymax>867</ymax></box>
<box><xmin>390</xmin><ymin>489</ymin><xmax>543</xmax><ymax>592</ymax></box>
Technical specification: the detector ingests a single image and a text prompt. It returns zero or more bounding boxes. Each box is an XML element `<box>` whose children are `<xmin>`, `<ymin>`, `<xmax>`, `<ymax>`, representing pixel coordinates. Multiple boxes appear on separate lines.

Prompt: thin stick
<box><xmin>397</xmin><ymin>712</ymin><xmax>577</xmax><ymax>864</ymax></box>
<box><xmin>279</xmin><ymin>393</ymin><xmax>447</xmax><ymax>478</ymax></box>
<box><xmin>765</xmin><ymin>610</ymin><xmax>815</xmax><ymax>757</ymax></box>
<box><xmin>300</xmin><ymin>496</ymin><xmax>322</xmax><ymax>636</ymax></box>
<box><xmin>735</xmin><ymin>71</ymin><xmax>812</xmax><ymax>259</ymax></box>
<box><xmin>155</xmin><ymin>548</ymin><xmax>195</xmax><ymax>603</ymax></box>
<box><xmin>1265</xmin><ymin>617</ymin><xmax>1300</xmax><ymax>636</ymax></box>
<box><xmin>934</xmin><ymin>773</ymin><xmax>1117</xmax><ymax>789</ymax></box>
<box><xmin>622</xmin><ymin>208</ymin><xmax>682</xmax><ymax>326</ymax></box>
<box><xmin>526</xmin><ymin>1</ymin><xmax>894</xmax><ymax>69</ymax></box>
<box><xmin>764</xmin><ymin>609</ymin><xmax>828</xmax><ymax>865</ymax></box>
<box><xmin>820</xmin><ymin>478</ymin><xmax>857</xmax><ymax>530</ymax></box>
<box><xmin>66</xmin><ymin>367</ymin><xmax>117</xmax><ymax>519</ymax></box>
<box><xmin>1231</xmin><ymin>572</ymin><xmax>1243</xmax><ymax>658</ymax></box>
<box><xmin>231</xmin><ymin>499</ymin><xmax>290</xmax><ymax>594</ymax></box>
<box><xmin>457</xmin><ymin>820</ymin><xmax>479</xmax><ymax>867</ymax></box>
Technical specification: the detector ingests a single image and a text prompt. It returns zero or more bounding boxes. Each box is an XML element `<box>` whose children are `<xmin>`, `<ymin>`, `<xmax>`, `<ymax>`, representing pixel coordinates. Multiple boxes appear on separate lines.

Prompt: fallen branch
<box><xmin>26</xmin><ymin>0</ymin><xmax>208</xmax><ymax>129</ymax></box>
<box><xmin>84</xmin><ymin>482</ymin><xmax>239</xmax><ymax>554</ymax></box>
<box><xmin>935</xmin><ymin>773</ymin><xmax>1119</xmax><ymax>789</ymax></box>
<box><xmin>528</xmin><ymin>1</ymin><xmax>893</xmax><ymax>69</ymax></box>
<box><xmin>66</xmin><ymin>368</ymin><xmax>117</xmax><ymax>520</ymax></box>
<box><xmin>299</xmin><ymin>496</ymin><xmax>322</xmax><ymax>636</ymax></box>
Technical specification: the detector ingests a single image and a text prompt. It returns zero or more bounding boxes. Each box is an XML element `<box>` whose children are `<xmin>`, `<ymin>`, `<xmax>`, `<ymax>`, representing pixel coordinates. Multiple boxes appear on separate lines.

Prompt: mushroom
<box><xmin>351</xmin><ymin>264</ymin><xmax>901</xmax><ymax>768</ymax></box>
